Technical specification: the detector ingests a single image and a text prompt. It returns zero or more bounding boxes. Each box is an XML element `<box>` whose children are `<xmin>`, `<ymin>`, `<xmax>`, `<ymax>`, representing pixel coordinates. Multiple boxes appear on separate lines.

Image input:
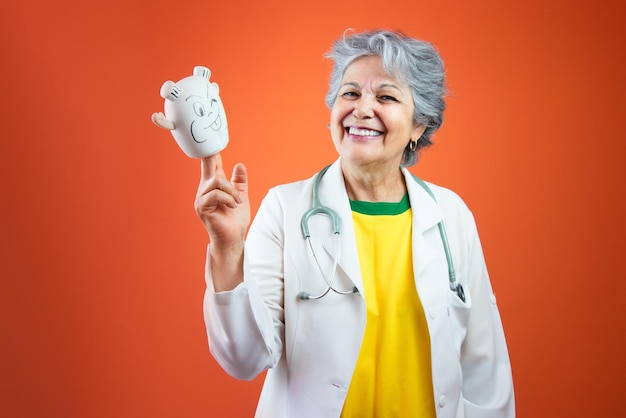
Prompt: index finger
<box><xmin>200</xmin><ymin>153</ymin><xmax>225</xmax><ymax>181</ymax></box>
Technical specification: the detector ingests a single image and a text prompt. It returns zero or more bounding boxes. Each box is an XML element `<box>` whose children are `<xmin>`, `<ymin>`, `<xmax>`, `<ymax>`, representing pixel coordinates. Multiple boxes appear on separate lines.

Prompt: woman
<box><xmin>195</xmin><ymin>29</ymin><xmax>515</xmax><ymax>417</ymax></box>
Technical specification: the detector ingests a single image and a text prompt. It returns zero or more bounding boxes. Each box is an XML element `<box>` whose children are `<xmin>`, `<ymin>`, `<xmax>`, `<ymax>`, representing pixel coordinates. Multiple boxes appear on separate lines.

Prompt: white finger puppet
<box><xmin>151</xmin><ymin>66</ymin><xmax>228</xmax><ymax>158</ymax></box>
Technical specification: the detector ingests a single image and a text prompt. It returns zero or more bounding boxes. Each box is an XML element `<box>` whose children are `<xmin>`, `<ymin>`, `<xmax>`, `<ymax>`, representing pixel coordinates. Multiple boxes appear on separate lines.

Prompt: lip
<box><xmin>344</xmin><ymin>125</ymin><xmax>384</xmax><ymax>138</ymax></box>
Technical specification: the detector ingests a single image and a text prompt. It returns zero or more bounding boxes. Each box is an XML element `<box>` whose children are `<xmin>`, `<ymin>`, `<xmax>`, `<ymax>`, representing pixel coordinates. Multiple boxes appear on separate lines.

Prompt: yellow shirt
<box><xmin>341</xmin><ymin>195</ymin><xmax>436</xmax><ymax>418</ymax></box>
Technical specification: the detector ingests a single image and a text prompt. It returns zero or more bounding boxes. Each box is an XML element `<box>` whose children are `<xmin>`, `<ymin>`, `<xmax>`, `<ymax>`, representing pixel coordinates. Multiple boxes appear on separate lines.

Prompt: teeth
<box><xmin>348</xmin><ymin>127</ymin><xmax>382</xmax><ymax>137</ymax></box>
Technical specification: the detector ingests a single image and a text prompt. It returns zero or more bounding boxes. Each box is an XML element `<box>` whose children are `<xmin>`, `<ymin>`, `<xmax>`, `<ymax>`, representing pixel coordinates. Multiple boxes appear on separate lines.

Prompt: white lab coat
<box><xmin>203</xmin><ymin>159</ymin><xmax>515</xmax><ymax>418</ymax></box>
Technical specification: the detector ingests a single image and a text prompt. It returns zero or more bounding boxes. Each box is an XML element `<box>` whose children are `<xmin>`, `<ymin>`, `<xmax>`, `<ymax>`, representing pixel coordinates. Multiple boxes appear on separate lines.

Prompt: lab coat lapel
<box><xmin>319</xmin><ymin>160</ymin><xmax>365</xmax><ymax>295</ymax></box>
<box><xmin>403</xmin><ymin>168</ymin><xmax>446</xmax><ymax>280</ymax></box>
<box><xmin>314</xmin><ymin>162</ymin><xmax>446</xmax><ymax>296</ymax></box>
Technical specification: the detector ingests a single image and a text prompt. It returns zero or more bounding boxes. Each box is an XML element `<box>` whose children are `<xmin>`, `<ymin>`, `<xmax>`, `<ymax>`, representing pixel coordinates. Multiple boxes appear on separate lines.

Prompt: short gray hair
<box><xmin>325</xmin><ymin>29</ymin><xmax>447</xmax><ymax>166</ymax></box>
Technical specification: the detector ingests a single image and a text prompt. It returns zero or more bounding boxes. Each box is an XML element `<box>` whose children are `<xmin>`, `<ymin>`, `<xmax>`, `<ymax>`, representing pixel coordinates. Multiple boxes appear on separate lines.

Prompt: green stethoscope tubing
<box><xmin>411</xmin><ymin>175</ymin><xmax>466</xmax><ymax>302</ymax></box>
<box><xmin>299</xmin><ymin>165</ymin><xmax>465</xmax><ymax>303</ymax></box>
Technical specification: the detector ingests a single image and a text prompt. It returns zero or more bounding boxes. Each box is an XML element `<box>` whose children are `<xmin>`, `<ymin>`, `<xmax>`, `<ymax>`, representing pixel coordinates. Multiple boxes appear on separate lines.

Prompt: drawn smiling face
<box><xmin>160</xmin><ymin>66</ymin><xmax>229</xmax><ymax>158</ymax></box>
<box><xmin>187</xmin><ymin>96</ymin><xmax>223</xmax><ymax>143</ymax></box>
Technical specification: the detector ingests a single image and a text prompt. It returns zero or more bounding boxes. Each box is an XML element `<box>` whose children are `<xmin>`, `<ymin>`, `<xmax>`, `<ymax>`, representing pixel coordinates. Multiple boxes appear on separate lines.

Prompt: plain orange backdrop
<box><xmin>1</xmin><ymin>0</ymin><xmax>625</xmax><ymax>416</ymax></box>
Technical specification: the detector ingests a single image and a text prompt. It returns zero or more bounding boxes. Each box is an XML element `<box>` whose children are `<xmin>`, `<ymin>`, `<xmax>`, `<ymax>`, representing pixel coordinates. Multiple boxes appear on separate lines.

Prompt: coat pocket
<box><xmin>447</xmin><ymin>285</ymin><xmax>471</xmax><ymax>359</ymax></box>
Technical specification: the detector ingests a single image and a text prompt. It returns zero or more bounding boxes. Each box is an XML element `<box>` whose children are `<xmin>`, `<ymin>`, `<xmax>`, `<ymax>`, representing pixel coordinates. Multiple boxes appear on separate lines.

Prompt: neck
<box><xmin>342</xmin><ymin>162</ymin><xmax>406</xmax><ymax>202</ymax></box>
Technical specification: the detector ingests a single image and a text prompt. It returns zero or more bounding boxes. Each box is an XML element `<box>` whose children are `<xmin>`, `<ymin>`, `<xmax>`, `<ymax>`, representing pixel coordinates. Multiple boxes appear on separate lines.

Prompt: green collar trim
<box><xmin>350</xmin><ymin>193</ymin><xmax>410</xmax><ymax>215</ymax></box>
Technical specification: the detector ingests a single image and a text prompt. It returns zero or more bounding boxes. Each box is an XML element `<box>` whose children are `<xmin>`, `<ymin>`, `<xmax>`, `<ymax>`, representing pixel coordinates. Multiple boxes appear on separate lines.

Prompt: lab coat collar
<box><xmin>317</xmin><ymin>160</ymin><xmax>362</xmax><ymax>292</ymax></box>
<box><xmin>317</xmin><ymin>159</ymin><xmax>447</xmax><ymax>294</ymax></box>
<box><xmin>401</xmin><ymin>166</ymin><xmax>446</xmax><ymax>233</ymax></box>
<box><xmin>402</xmin><ymin>166</ymin><xmax>447</xmax><ymax>280</ymax></box>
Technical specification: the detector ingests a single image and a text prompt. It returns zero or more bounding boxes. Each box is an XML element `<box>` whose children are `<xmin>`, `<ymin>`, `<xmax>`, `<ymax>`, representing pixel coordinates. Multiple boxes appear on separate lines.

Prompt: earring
<box><xmin>408</xmin><ymin>139</ymin><xmax>417</xmax><ymax>151</ymax></box>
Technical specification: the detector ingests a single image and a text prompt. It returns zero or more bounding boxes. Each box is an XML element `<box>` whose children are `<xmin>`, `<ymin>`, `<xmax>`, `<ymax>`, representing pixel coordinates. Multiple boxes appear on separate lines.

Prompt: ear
<box><xmin>193</xmin><ymin>66</ymin><xmax>211</xmax><ymax>79</ymax></box>
<box><xmin>159</xmin><ymin>80</ymin><xmax>181</xmax><ymax>101</ymax></box>
<box><xmin>411</xmin><ymin>124</ymin><xmax>427</xmax><ymax>142</ymax></box>
<box><xmin>151</xmin><ymin>112</ymin><xmax>175</xmax><ymax>130</ymax></box>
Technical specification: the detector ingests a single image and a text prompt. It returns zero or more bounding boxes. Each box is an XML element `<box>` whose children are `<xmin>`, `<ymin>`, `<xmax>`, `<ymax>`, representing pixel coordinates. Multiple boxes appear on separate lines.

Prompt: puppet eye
<box><xmin>193</xmin><ymin>102</ymin><xmax>206</xmax><ymax>117</ymax></box>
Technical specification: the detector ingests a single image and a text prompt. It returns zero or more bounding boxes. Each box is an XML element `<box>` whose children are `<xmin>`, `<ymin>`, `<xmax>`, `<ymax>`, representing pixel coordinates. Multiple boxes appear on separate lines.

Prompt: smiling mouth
<box><xmin>346</xmin><ymin>126</ymin><xmax>383</xmax><ymax>137</ymax></box>
<box><xmin>209</xmin><ymin>115</ymin><xmax>222</xmax><ymax>131</ymax></box>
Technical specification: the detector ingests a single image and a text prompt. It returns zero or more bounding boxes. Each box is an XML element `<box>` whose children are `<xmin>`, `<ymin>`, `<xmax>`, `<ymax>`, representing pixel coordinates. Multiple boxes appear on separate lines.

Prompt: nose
<box><xmin>353</xmin><ymin>95</ymin><xmax>375</xmax><ymax>119</ymax></box>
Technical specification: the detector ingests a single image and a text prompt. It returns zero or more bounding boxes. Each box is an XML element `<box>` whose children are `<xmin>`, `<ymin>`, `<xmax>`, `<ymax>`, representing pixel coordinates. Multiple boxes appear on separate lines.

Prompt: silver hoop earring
<box><xmin>408</xmin><ymin>139</ymin><xmax>417</xmax><ymax>151</ymax></box>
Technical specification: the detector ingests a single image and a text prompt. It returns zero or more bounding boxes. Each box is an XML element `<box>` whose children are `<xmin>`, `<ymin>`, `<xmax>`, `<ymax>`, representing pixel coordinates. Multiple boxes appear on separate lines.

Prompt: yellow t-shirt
<box><xmin>341</xmin><ymin>195</ymin><xmax>436</xmax><ymax>418</ymax></box>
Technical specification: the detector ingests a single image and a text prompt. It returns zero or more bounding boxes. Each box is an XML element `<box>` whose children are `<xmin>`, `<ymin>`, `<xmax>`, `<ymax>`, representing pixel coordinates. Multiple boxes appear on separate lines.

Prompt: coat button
<box><xmin>428</xmin><ymin>307</ymin><xmax>437</xmax><ymax>319</ymax></box>
<box><xmin>438</xmin><ymin>395</ymin><xmax>447</xmax><ymax>407</ymax></box>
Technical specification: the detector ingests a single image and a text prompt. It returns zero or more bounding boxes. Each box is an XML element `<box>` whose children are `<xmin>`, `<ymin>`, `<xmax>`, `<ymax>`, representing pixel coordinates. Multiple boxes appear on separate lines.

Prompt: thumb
<box><xmin>230</xmin><ymin>163</ymin><xmax>248</xmax><ymax>195</ymax></box>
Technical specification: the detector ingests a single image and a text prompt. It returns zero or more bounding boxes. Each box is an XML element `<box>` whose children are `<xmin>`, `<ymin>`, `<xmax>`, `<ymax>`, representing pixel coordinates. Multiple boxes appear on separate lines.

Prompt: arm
<box><xmin>195</xmin><ymin>158</ymin><xmax>284</xmax><ymax>379</ymax></box>
<box><xmin>195</xmin><ymin>154</ymin><xmax>248</xmax><ymax>291</ymax></box>
<box><xmin>203</xmin><ymin>241</ymin><xmax>284</xmax><ymax>381</ymax></box>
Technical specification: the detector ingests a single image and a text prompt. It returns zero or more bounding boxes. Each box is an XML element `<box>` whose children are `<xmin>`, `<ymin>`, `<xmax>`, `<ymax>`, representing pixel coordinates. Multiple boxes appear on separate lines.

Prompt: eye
<box><xmin>341</xmin><ymin>91</ymin><xmax>360</xmax><ymax>99</ymax></box>
<box><xmin>193</xmin><ymin>102</ymin><xmax>206</xmax><ymax>117</ymax></box>
<box><xmin>379</xmin><ymin>95</ymin><xmax>398</xmax><ymax>102</ymax></box>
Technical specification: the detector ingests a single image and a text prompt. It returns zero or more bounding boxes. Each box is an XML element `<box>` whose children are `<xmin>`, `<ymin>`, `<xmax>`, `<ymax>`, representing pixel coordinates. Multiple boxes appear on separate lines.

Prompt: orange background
<box><xmin>2</xmin><ymin>0</ymin><xmax>625</xmax><ymax>416</ymax></box>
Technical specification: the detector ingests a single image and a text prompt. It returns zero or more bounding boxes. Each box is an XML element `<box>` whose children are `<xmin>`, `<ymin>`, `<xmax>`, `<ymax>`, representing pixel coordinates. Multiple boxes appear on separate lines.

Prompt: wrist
<box><xmin>208</xmin><ymin>241</ymin><xmax>244</xmax><ymax>292</ymax></box>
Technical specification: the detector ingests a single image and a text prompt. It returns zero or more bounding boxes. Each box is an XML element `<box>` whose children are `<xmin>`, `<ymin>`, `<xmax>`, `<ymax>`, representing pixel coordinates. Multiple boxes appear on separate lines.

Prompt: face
<box><xmin>186</xmin><ymin>95</ymin><xmax>223</xmax><ymax>144</ymax></box>
<box><xmin>330</xmin><ymin>55</ymin><xmax>425</xmax><ymax>169</ymax></box>
<box><xmin>162</xmin><ymin>72</ymin><xmax>229</xmax><ymax>158</ymax></box>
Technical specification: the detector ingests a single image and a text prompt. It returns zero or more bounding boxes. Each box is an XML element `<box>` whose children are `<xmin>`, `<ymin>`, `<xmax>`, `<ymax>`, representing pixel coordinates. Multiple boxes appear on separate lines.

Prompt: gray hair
<box><xmin>325</xmin><ymin>29</ymin><xmax>447</xmax><ymax>166</ymax></box>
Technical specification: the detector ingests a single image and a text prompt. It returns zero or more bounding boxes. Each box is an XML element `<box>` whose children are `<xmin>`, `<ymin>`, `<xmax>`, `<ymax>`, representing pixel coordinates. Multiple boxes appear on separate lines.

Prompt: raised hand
<box><xmin>194</xmin><ymin>154</ymin><xmax>250</xmax><ymax>290</ymax></box>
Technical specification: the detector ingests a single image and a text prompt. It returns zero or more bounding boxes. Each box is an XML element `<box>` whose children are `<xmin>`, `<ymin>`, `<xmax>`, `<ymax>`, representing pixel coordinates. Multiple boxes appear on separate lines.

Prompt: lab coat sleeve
<box><xmin>203</xmin><ymin>189</ymin><xmax>286</xmax><ymax>381</ymax></box>
<box><xmin>459</xmin><ymin>209</ymin><xmax>515</xmax><ymax>417</ymax></box>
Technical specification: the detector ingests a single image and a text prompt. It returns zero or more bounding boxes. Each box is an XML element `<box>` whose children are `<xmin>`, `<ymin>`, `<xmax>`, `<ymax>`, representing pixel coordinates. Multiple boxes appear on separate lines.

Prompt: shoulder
<box><xmin>405</xmin><ymin>170</ymin><xmax>470</xmax><ymax>212</ymax></box>
<box><xmin>427</xmin><ymin>181</ymin><xmax>476</xmax><ymax>223</ymax></box>
<box><xmin>421</xmin><ymin>181</ymin><xmax>468</xmax><ymax>210</ymax></box>
<box><xmin>263</xmin><ymin>161</ymin><xmax>342</xmax><ymax>204</ymax></box>
<box><xmin>405</xmin><ymin>172</ymin><xmax>478</xmax><ymax>235</ymax></box>
<box><xmin>264</xmin><ymin>176</ymin><xmax>315</xmax><ymax>203</ymax></box>
<box><xmin>254</xmin><ymin>172</ymin><xmax>320</xmax><ymax>223</ymax></box>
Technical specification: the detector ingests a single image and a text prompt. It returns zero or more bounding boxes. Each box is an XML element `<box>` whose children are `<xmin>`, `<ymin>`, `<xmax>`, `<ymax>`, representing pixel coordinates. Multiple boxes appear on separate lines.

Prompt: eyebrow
<box><xmin>340</xmin><ymin>81</ymin><xmax>403</xmax><ymax>93</ymax></box>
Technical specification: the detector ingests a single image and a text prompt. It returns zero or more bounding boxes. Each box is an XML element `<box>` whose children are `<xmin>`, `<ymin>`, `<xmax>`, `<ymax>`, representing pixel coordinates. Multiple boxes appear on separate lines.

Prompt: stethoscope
<box><xmin>297</xmin><ymin>165</ymin><xmax>466</xmax><ymax>303</ymax></box>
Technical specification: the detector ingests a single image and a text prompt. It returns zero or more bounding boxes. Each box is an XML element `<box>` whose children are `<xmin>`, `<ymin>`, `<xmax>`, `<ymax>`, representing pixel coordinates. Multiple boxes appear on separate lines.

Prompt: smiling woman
<box><xmin>2</xmin><ymin>0</ymin><xmax>625</xmax><ymax>416</ymax></box>
<box><xmin>325</xmin><ymin>31</ymin><xmax>447</xmax><ymax>163</ymax></box>
<box><xmin>196</xmin><ymin>29</ymin><xmax>515</xmax><ymax>418</ymax></box>
<box><xmin>330</xmin><ymin>55</ymin><xmax>425</xmax><ymax>201</ymax></box>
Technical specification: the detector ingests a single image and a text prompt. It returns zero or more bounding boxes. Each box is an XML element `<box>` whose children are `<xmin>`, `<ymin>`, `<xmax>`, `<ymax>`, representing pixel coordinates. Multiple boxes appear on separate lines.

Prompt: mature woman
<box><xmin>195</xmin><ymin>29</ymin><xmax>515</xmax><ymax>418</ymax></box>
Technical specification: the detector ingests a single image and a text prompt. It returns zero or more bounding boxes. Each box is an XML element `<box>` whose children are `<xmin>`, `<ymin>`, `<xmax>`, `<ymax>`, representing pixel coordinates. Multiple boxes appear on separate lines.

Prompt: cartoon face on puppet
<box><xmin>152</xmin><ymin>66</ymin><xmax>228</xmax><ymax>158</ymax></box>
